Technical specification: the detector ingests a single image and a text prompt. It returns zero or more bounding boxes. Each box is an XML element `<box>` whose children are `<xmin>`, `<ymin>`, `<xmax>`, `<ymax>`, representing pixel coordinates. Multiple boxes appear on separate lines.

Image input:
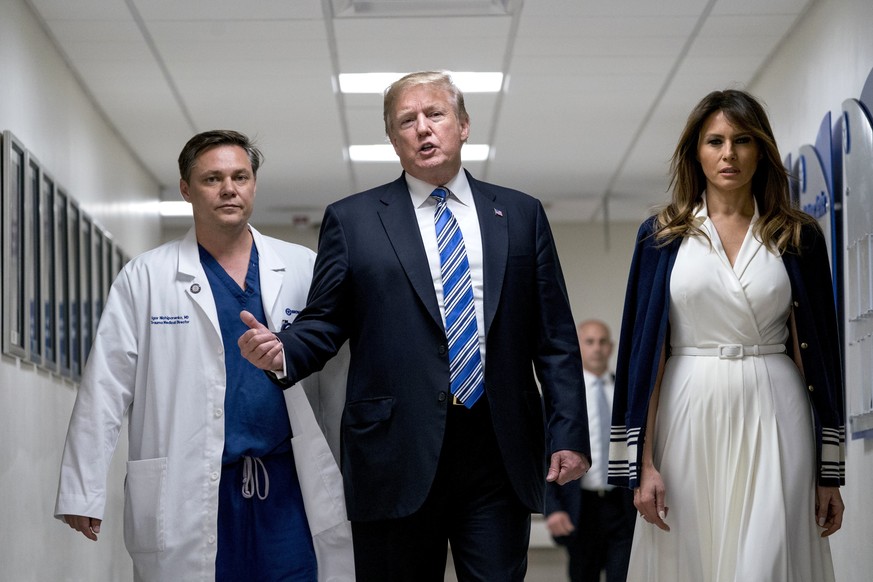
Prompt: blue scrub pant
<box><xmin>216</xmin><ymin>450</ymin><xmax>316</xmax><ymax>582</ymax></box>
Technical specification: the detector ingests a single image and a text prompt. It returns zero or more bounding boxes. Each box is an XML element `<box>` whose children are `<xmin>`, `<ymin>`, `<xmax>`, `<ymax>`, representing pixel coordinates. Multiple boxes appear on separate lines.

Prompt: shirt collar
<box><xmin>583</xmin><ymin>369</ymin><xmax>612</xmax><ymax>385</ymax></box>
<box><xmin>405</xmin><ymin>169</ymin><xmax>473</xmax><ymax>209</ymax></box>
<box><xmin>693</xmin><ymin>194</ymin><xmax>708</xmax><ymax>227</ymax></box>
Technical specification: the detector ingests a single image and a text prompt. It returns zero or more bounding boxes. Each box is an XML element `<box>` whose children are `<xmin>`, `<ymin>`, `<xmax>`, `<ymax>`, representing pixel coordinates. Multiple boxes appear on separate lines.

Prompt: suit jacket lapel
<box><xmin>469</xmin><ymin>173</ymin><xmax>507</xmax><ymax>337</ymax></box>
<box><xmin>378</xmin><ymin>175</ymin><xmax>444</xmax><ymax>331</ymax></box>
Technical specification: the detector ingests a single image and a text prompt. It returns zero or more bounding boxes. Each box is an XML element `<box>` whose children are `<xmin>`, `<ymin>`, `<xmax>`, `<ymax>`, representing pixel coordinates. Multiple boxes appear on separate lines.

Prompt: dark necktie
<box><xmin>431</xmin><ymin>187</ymin><xmax>484</xmax><ymax>408</ymax></box>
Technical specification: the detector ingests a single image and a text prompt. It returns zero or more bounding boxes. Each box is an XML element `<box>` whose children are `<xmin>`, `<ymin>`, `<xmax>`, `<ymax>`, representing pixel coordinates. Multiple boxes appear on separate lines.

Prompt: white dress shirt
<box><xmin>582</xmin><ymin>369</ymin><xmax>615</xmax><ymax>491</ymax></box>
<box><xmin>405</xmin><ymin>170</ymin><xmax>487</xmax><ymax>367</ymax></box>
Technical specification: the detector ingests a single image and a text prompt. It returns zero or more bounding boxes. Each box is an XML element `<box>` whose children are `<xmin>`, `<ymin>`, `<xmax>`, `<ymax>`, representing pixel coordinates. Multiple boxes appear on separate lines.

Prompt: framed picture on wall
<box><xmin>2</xmin><ymin>130</ymin><xmax>28</xmax><ymax>360</ymax></box>
<box><xmin>55</xmin><ymin>188</ymin><xmax>72</xmax><ymax>378</ymax></box>
<box><xmin>87</xmin><ymin>224</ymin><xmax>128</xmax><ymax>366</ymax></box>
<box><xmin>24</xmin><ymin>152</ymin><xmax>44</xmax><ymax>366</ymax></box>
<box><xmin>68</xmin><ymin>200</ymin><xmax>82</xmax><ymax>381</ymax></box>
<box><xmin>113</xmin><ymin>244</ymin><xmax>127</xmax><ymax>280</ymax></box>
<box><xmin>80</xmin><ymin>214</ymin><xmax>93</xmax><ymax>366</ymax></box>
<box><xmin>101</xmin><ymin>230</ymin><xmax>114</xmax><ymax>305</ymax></box>
<box><xmin>91</xmin><ymin>225</ymin><xmax>106</xmax><ymax>332</ymax></box>
<box><xmin>40</xmin><ymin>171</ymin><xmax>57</xmax><ymax>372</ymax></box>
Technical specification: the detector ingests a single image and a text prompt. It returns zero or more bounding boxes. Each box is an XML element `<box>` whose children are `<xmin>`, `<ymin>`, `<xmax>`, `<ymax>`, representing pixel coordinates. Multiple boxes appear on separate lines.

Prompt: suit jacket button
<box><xmin>808</xmin><ymin>385</ymin><xmax>815</xmax><ymax>392</ymax></box>
<box><xmin>800</xmin><ymin>342</ymin><xmax>809</xmax><ymax>349</ymax></box>
<box><xmin>438</xmin><ymin>345</ymin><xmax>447</xmax><ymax>355</ymax></box>
<box><xmin>438</xmin><ymin>392</ymin><xmax>447</xmax><ymax>402</ymax></box>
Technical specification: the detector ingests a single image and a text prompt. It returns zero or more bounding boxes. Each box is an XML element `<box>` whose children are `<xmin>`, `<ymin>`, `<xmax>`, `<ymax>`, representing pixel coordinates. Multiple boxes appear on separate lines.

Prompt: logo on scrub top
<box><xmin>281</xmin><ymin>307</ymin><xmax>301</xmax><ymax>330</ymax></box>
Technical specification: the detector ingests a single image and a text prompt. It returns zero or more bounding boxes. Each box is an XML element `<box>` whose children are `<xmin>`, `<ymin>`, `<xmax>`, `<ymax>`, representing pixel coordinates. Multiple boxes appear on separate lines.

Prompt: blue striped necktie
<box><xmin>431</xmin><ymin>187</ymin><xmax>484</xmax><ymax>408</ymax></box>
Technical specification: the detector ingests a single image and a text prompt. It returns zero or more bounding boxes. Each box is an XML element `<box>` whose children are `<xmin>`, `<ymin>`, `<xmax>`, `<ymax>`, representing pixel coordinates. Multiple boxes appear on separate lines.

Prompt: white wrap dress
<box><xmin>626</xmin><ymin>205</ymin><xmax>835</xmax><ymax>582</ymax></box>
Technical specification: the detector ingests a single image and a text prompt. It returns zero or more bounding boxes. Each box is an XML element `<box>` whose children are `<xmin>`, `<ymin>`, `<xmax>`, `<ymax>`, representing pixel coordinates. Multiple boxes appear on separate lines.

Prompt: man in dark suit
<box><xmin>239</xmin><ymin>70</ymin><xmax>590</xmax><ymax>581</ymax></box>
<box><xmin>546</xmin><ymin>320</ymin><xmax>636</xmax><ymax>582</ymax></box>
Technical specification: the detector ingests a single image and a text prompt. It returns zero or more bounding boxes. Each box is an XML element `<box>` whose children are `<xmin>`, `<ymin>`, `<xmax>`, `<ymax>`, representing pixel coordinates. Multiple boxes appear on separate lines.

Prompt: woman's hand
<box><xmin>815</xmin><ymin>486</ymin><xmax>844</xmax><ymax>537</ymax></box>
<box><xmin>634</xmin><ymin>464</ymin><xmax>670</xmax><ymax>531</ymax></box>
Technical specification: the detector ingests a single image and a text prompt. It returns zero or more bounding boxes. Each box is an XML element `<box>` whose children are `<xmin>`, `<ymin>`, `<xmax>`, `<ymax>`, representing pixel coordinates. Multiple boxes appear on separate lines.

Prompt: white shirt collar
<box><xmin>583</xmin><ymin>369</ymin><xmax>612</xmax><ymax>385</ymax></box>
<box><xmin>405</xmin><ymin>169</ymin><xmax>473</xmax><ymax>209</ymax></box>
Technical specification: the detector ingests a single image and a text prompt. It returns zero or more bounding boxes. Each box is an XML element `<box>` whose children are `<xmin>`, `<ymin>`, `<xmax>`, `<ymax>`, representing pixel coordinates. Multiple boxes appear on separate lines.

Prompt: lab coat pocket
<box><xmin>123</xmin><ymin>457</ymin><xmax>167</xmax><ymax>554</ymax></box>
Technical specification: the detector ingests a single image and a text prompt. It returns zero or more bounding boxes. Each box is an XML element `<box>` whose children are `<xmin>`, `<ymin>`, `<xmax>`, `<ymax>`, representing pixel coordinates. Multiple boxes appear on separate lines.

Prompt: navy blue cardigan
<box><xmin>609</xmin><ymin>216</ymin><xmax>845</xmax><ymax>489</ymax></box>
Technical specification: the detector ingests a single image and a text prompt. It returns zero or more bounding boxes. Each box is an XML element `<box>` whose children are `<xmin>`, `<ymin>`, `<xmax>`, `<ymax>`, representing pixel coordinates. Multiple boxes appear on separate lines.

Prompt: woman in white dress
<box><xmin>609</xmin><ymin>90</ymin><xmax>845</xmax><ymax>581</ymax></box>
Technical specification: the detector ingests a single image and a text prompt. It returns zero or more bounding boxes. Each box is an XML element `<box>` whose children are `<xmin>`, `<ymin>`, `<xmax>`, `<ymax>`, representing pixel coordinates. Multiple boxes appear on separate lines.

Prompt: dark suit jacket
<box><xmin>277</xmin><ymin>171</ymin><xmax>590</xmax><ymax>521</ymax></box>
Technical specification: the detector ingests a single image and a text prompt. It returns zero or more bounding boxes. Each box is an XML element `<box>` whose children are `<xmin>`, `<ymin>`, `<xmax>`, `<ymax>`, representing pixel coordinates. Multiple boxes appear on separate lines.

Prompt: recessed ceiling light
<box><xmin>349</xmin><ymin>144</ymin><xmax>490</xmax><ymax>162</ymax></box>
<box><xmin>339</xmin><ymin>72</ymin><xmax>503</xmax><ymax>94</ymax></box>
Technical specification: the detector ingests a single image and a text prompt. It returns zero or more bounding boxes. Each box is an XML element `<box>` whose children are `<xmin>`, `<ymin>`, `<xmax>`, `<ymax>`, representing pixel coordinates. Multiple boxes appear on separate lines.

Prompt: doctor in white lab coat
<box><xmin>55</xmin><ymin>130</ymin><xmax>354</xmax><ymax>582</ymax></box>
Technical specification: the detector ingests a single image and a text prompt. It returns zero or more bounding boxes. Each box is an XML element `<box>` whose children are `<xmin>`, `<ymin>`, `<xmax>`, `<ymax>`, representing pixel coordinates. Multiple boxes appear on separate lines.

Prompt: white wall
<box><xmin>0</xmin><ymin>1</ymin><xmax>161</xmax><ymax>580</ymax></box>
<box><xmin>751</xmin><ymin>0</ymin><xmax>873</xmax><ymax>580</ymax></box>
<box><xmin>552</xmin><ymin>221</ymin><xmax>640</xmax><ymax>348</ymax></box>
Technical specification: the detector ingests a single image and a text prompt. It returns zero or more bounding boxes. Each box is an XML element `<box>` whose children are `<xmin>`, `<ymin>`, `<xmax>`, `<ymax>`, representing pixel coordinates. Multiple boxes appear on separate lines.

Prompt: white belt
<box><xmin>671</xmin><ymin>344</ymin><xmax>786</xmax><ymax>359</ymax></box>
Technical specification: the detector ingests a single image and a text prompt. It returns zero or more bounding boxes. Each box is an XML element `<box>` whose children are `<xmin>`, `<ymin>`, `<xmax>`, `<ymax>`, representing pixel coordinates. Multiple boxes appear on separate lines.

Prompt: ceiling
<box><xmin>26</xmin><ymin>0</ymin><xmax>814</xmax><ymax>227</ymax></box>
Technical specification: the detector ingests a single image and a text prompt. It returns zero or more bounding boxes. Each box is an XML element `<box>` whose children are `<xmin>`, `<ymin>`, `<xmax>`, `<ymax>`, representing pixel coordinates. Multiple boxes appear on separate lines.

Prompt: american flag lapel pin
<box><xmin>494</xmin><ymin>208</ymin><xmax>504</xmax><ymax>217</ymax></box>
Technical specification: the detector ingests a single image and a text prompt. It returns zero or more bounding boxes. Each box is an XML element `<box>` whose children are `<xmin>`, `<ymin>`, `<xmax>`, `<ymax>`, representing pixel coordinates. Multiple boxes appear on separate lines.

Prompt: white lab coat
<box><xmin>55</xmin><ymin>226</ymin><xmax>354</xmax><ymax>582</ymax></box>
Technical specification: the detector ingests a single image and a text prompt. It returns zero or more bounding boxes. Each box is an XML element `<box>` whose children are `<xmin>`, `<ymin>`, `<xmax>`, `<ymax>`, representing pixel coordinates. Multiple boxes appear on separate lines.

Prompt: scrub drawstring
<box><xmin>241</xmin><ymin>456</ymin><xmax>269</xmax><ymax>500</ymax></box>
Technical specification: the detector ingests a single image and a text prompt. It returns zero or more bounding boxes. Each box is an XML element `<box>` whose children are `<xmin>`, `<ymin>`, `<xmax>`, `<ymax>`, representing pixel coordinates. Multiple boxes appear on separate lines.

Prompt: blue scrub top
<box><xmin>199</xmin><ymin>243</ymin><xmax>292</xmax><ymax>464</ymax></box>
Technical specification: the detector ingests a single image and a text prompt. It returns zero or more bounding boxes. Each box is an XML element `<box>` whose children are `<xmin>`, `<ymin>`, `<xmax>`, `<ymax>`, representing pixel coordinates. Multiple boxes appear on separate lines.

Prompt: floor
<box><xmin>444</xmin><ymin>547</ymin><xmax>569</xmax><ymax>581</ymax></box>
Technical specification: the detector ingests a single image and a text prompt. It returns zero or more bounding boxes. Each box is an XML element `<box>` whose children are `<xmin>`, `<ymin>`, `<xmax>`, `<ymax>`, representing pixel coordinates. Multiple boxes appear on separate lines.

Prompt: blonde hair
<box><xmin>383</xmin><ymin>71</ymin><xmax>469</xmax><ymax>136</ymax></box>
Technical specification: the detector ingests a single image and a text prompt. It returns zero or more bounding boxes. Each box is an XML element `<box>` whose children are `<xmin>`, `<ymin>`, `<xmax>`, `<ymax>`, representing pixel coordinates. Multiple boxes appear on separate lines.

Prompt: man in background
<box><xmin>546</xmin><ymin>319</ymin><xmax>636</xmax><ymax>582</ymax></box>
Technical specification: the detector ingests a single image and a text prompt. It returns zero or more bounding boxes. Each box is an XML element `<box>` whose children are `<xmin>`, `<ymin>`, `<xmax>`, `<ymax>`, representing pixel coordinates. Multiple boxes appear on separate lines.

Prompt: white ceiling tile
<box><xmin>522</xmin><ymin>0</ymin><xmax>704</xmax><ymax>18</ymax></box>
<box><xmin>516</xmin><ymin>14</ymin><xmax>698</xmax><ymax>42</ymax></box>
<box><xmin>132</xmin><ymin>0</ymin><xmax>324</xmax><ymax>21</ymax></box>
<box><xmin>333</xmin><ymin>15</ymin><xmax>510</xmax><ymax>74</ymax></box>
<box><xmin>41</xmin><ymin>19</ymin><xmax>142</xmax><ymax>42</ymax></box>
<box><xmin>28</xmin><ymin>0</ymin><xmax>132</xmax><ymax>20</ymax></box>
<box><xmin>332</xmin><ymin>15</ymin><xmax>513</xmax><ymax>40</ymax></box>
<box><xmin>710</xmin><ymin>0</ymin><xmax>813</xmax><ymax>16</ymax></box>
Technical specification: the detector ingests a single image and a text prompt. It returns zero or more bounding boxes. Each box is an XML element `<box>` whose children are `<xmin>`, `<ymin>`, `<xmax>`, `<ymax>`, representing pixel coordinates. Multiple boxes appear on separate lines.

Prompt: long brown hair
<box><xmin>655</xmin><ymin>89</ymin><xmax>813</xmax><ymax>252</ymax></box>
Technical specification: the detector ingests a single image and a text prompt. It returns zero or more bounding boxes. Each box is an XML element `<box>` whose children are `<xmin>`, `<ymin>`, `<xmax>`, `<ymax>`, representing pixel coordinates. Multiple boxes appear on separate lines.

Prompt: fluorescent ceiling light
<box><xmin>349</xmin><ymin>144</ymin><xmax>490</xmax><ymax>162</ymax></box>
<box><xmin>329</xmin><ymin>0</ymin><xmax>517</xmax><ymax>18</ymax></box>
<box><xmin>159</xmin><ymin>201</ymin><xmax>193</xmax><ymax>217</ymax></box>
<box><xmin>339</xmin><ymin>72</ymin><xmax>503</xmax><ymax>94</ymax></box>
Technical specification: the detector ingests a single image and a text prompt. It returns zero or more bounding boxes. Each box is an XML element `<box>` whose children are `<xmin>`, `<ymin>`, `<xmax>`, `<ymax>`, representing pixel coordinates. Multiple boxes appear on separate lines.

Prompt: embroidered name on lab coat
<box><xmin>151</xmin><ymin>315</ymin><xmax>191</xmax><ymax>325</ymax></box>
